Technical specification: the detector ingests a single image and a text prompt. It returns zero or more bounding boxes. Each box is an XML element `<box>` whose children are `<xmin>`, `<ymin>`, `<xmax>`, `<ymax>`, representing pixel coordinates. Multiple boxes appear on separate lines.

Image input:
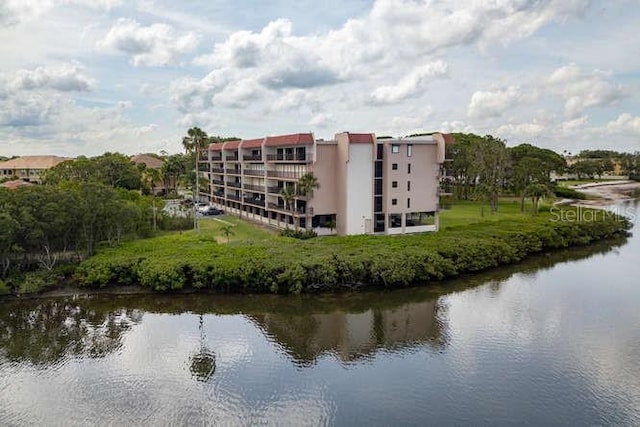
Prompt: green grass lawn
<box><xmin>439</xmin><ymin>199</ymin><xmax>551</xmax><ymax>229</ymax></box>
<box><xmin>558</xmin><ymin>178</ymin><xmax>624</xmax><ymax>187</ymax></box>
<box><xmin>194</xmin><ymin>215</ymin><xmax>276</xmax><ymax>243</ymax></box>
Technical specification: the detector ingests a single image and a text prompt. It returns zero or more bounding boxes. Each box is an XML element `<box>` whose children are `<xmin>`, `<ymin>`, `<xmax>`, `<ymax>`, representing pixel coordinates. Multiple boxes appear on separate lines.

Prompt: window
<box><xmin>391</xmin><ymin>198</ymin><xmax>398</xmax><ymax>206</ymax></box>
<box><xmin>392</xmin><ymin>181</ymin><xmax>398</xmax><ymax>188</ymax></box>
<box><xmin>407</xmin><ymin>198</ymin><xmax>411</xmax><ymax>208</ymax></box>
<box><xmin>407</xmin><ymin>144</ymin><xmax>413</xmax><ymax>157</ymax></box>
<box><xmin>407</xmin><ymin>181</ymin><xmax>411</xmax><ymax>191</ymax></box>
<box><xmin>389</xmin><ymin>213</ymin><xmax>402</xmax><ymax>228</ymax></box>
<box><xmin>407</xmin><ymin>163</ymin><xmax>411</xmax><ymax>174</ymax></box>
<box><xmin>392</xmin><ymin>163</ymin><xmax>398</xmax><ymax>170</ymax></box>
<box><xmin>391</xmin><ymin>144</ymin><xmax>400</xmax><ymax>153</ymax></box>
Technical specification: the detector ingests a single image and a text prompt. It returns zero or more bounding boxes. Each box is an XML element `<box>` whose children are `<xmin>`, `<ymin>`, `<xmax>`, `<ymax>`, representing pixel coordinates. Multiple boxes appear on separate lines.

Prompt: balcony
<box><xmin>244</xmin><ymin>184</ymin><xmax>265</xmax><ymax>192</ymax></box>
<box><xmin>244</xmin><ymin>198</ymin><xmax>266</xmax><ymax>207</ymax></box>
<box><xmin>267</xmin><ymin>186</ymin><xmax>283</xmax><ymax>194</ymax></box>
<box><xmin>266</xmin><ymin>170</ymin><xmax>304</xmax><ymax>180</ymax></box>
<box><xmin>211</xmin><ymin>154</ymin><xmax>222</xmax><ymax>161</ymax></box>
<box><xmin>211</xmin><ymin>167</ymin><xmax>224</xmax><ymax>174</ymax></box>
<box><xmin>267</xmin><ymin>203</ymin><xmax>307</xmax><ymax>215</ymax></box>
<box><xmin>227</xmin><ymin>194</ymin><xmax>241</xmax><ymax>202</ymax></box>
<box><xmin>226</xmin><ymin>181</ymin><xmax>242</xmax><ymax>188</ymax></box>
<box><xmin>266</xmin><ymin>153</ymin><xmax>310</xmax><ymax>162</ymax></box>
<box><xmin>243</xmin><ymin>154</ymin><xmax>262</xmax><ymax>161</ymax></box>
<box><xmin>226</xmin><ymin>155</ymin><xmax>239</xmax><ymax>161</ymax></box>
<box><xmin>225</xmin><ymin>168</ymin><xmax>241</xmax><ymax>175</ymax></box>
<box><xmin>212</xmin><ymin>179</ymin><xmax>225</xmax><ymax>186</ymax></box>
<box><xmin>243</xmin><ymin>169</ymin><xmax>265</xmax><ymax>177</ymax></box>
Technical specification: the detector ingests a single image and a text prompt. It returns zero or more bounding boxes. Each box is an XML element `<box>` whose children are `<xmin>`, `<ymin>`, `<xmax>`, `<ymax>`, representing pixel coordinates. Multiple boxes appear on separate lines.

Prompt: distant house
<box><xmin>0</xmin><ymin>179</ymin><xmax>35</xmax><ymax>190</ymax></box>
<box><xmin>130</xmin><ymin>153</ymin><xmax>167</xmax><ymax>194</ymax></box>
<box><xmin>0</xmin><ymin>156</ymin><xmax>72</xmax><ymax>184</ymax></box>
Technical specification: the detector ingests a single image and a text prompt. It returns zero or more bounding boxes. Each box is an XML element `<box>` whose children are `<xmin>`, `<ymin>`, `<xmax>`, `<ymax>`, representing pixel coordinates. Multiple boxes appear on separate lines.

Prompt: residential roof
<box><xmin>0</xmin><ymin>155</ymin><xmax>71</xmax><ymax>170</ymax></box>
<box><xmin>222</xmin><ymin>140</ymin><xmax>241</xmax><ymax>150</ymax></box>
<box><xmin>443</xmin><ymin>134</ymin><xmax>456</xmax><ymax>145</ymax></box>
<box><xmin>209</xmin><ymin>143</ymin><xmax>224</xmax><ymax>151</ymax></box>
<box><xmin>264</xmin><ymin>133</ymin><xmax>314</xmax><ymax>147</ymax></box>
<box><xmin>0</xmin><ymin>179</ymin><xmax>34</xmax><ymax>189</ymax></box>
<box><xmin>347</xmin><ymin>133</ymin><xmax>375</xmax><ymax>144</ymax></box>
<box><xmin>241</xmin><ymin>138</ymin><xmax>264</xmax><ymax>149</ymax></box>
<box><xmin>130</xmin><ymin>154</ymin><xmax>163</xmax><ymax>169</ymax></box>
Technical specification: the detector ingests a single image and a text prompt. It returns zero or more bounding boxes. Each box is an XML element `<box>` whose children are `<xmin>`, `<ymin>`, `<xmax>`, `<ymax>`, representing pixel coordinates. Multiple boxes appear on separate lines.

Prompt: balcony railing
<box><xmin>226</xmin><ymin>155</ymin><xmax>239</xmax><ymax>161</ymax></box>
<box><xmin>227</xmin><ymin>194</ymin><xmax>241</xmax><ymax>202</ymax></box>
<box><xmin>244</xmin><ymin>184</ymin><xmax>265</xmax><ymax>192</ymax></box>
<box><xmin>243</xmin><ymin>169</ymin><xmax>265</xmax><ymax>177</ymax></box>
<box><xmin>211</xmin><ymin>154</ymin><xmax>222</xmax><ymax>161</ymax></box>
<box><xmin>225</xmin><ymin>168</ymin><xmax>241</xmax><ymax>175</ymax></box>
<box><xmin>267</xmin><ymin>203</ymin><xmax>307</xmax><ymax>215</ymax></box>
<box><xmin>267</xmin><ymin>186</ymin><xmax>283</xmax><ymax>194</ymax></box>
<box><xmin>244</xmin><ymin>198</ymin><xmax>266</xmax><ymax>207</ymax></box>
<box><xmin>212</xmin><ymin>179</ymin><xmax>225</xmax><ymax>186</ymax></box>
<box><xmin>266</xmin><ymin>153</ymin><xmax>310</xmax><ymax>162</ymax></box>
<box><xmin>212</xmin><ymin>168</ymin><xmax>224</xmax><ymax>174</ymax></box>
<box><xmin>226</xmin><ymin>181</ymin><xmax>241</xmax><ymax>188</ymax></box>
<box><xmin>243</xmin><ymin>154</ymin><xmax>262</xmax><ymax>161</ymax></box>
<box><xmin>266</xmin><ymin>170</ymin><xmax>304</xmax><ymax>179</ymax></box>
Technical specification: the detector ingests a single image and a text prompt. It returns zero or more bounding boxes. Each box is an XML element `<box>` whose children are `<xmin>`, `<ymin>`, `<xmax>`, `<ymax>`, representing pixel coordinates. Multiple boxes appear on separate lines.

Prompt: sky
<box><xmin>1</xmin><ymin>0</ymin><xmax>639</xmax><ymax>157</ymax></box>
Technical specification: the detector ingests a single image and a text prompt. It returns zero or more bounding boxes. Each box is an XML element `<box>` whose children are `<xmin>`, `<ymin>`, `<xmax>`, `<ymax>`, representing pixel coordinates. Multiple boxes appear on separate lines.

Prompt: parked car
<box><xmin>201</xmin><ymin>207</ymin><xmax>223</xmax><ymax>216</ymax></box>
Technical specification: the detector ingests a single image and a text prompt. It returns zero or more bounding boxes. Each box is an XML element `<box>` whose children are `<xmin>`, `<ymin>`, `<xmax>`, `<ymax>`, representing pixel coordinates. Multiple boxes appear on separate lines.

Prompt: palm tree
<box><xmin>297</xmin><ymin>173</ymin><xmax>320</xmax><ymax>230</ymax></box>
<box><xmin>280</xmin><ymin>186</ymin><xmax>296</xmax><ymax>228</ymax></box>
<box><xmin>182</xmin><ymin>127</ymin><xmax>209</xmax><ymax>231</ymax></box>
<box><xmin>525</xmin><ymin>183</ymin><xmax>551</xmax><ymax>214</ymax></box>
<box><xmin>220</xmin><ymin>224</ymin><xmax>235</xmax><ymax>243</ymax></box>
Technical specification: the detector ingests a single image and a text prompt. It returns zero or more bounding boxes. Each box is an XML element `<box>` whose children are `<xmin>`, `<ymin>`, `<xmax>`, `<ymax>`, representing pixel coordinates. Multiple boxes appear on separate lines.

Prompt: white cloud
<box><xmin>7</xmin><ymin>63</ymin><xmax>93</xmax><ymax>92</ymax></box>
<box><xmin>99</xmin><ymin>18</ymin><xmax>200</xmax><ymax>67</ymax></box>
<box><xmin>309</xmin><ymin>113</ymin><xmax>335</xmax><ymax>128</ymax></box>
<box><xmin>606</xmin><ymin>113</ymin><xmax>640</xmax><ymax>135</ymax></box>
<box><xmin>495</xmin><ymin>121</ymin><xmax>546</xmax><ymax>139</ymax></box>
<box><xmin>272</xmin><ymin>89</ymin><xmax>318</xmax><ymax>112</ymax></box>
<box><xmin>371</xmin><ymin>61</ymin><xmax>448</xmax><ymax>105</ymax></box>
<box><xmin>547</xmin><ymin>63</ymin><xmax>625</xmax><ymax>118</ymax></box>
<box><xmin>467</xmin><ymin>86</ymin><xmax>533</xmax><ymax>119</ymax></box>
<box><xmin>2</xmin><ymin>0</ymin><xmax>120</xmax><ymax>24</ymax></box>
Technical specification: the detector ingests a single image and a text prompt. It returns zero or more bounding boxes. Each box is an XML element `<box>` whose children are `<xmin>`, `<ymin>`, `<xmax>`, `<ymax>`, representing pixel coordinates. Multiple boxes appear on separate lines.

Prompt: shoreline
<box><xmin>569</xmin><ymin>180</ymin><xmax>640</xmax><ymax>207</ymax></box>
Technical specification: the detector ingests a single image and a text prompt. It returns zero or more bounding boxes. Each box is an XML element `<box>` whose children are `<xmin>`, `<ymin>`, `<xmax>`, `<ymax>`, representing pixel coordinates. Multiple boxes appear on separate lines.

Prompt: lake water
<box><xmin>1</xmin><ymin>199</ymin><xmax>640</xmax><ymax>426</ymax></box>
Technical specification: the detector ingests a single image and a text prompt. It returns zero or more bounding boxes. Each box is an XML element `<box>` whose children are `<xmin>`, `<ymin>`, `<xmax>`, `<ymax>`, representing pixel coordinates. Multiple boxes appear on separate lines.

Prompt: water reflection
<box><xmin>189</xmin><ymin>314</ymin><xmax>216</xmax><ymax>381</ymax></box>
<box><xmin>0</xmin><ymin>300</ymin><xmax>142</xmax><ymax>366</ymax></box>
<box><xmin>249</xmin><ymin>299</ymin><xmax>447</xmax><ymax>365</ymax></box>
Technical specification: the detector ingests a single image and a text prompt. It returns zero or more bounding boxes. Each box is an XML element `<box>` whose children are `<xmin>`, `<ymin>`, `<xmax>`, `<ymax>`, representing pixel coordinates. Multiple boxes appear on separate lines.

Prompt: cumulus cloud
<box><xmin>99</xmin><ymin>18</ymin><xmax>199</xmax><ymax>66</ymax></box>
<box><xmin>371</xmin><ymin>61</ymin><xmax>448</xmax><ymax>104</ymax></box>
<box><xmin>467</xmin><ymin>85</ymin><xmax>534</xmax><ymax>119</ymax></box>
<box><xmin>606</xmin><ymin>113</ymin><xmax>640</xmax><ymax>135</ymax></box>
<box><xmin>495</xmin><ymin>121</ymin><xmax>546</xmax><ymax>139</ymax></box>
<box><xmin>2</xmin><ymin>0</ymin><xmax>121</xmax><ymax>25</ymax></box>
<box><xmin>271</xmin><ymin>89</ymin><xmax>318</xmax><ymax>112</ymax></box>
<box><xmin>8</xmin><ymin>63</ymin><xmax>93</xmax><ymax>92</ymax></box>
<box><xmin>547</xmin><ymin>63</ymin><xmax>625</xmax><ymax>118</ymax></box>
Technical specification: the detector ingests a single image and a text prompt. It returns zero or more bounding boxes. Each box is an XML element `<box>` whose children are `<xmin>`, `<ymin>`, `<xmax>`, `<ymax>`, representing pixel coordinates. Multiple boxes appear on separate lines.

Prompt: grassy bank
<box><xmin>72</xmin><ymin>205</ymin><xmax>631</xmax><ymax>295</ymax></box>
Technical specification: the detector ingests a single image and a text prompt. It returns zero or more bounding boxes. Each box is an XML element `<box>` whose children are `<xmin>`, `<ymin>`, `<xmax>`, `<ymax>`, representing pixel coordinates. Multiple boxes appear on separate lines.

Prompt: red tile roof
<box><xmin>0</xmin><ymin>179</ymin><xmax>34</xmax><ymax>190</ymax></box>
<box><xmin>347</xmin><ymin>133</ymin><xmax>375</xmax><ymax>144</ymax></box>
<box><xmin>222</xmin><ymin>140</ymin><xmax>241</xmax><ymax>150</ymax></box>
<box><xmin>264</xmin><ymin>133</ymin><xmax>314</xmax><ymax>147</ymax></box>
<box><xmin>209</xmin><ymin>143</ymin><xmax>224</xmax><ymax>151</ymax></box>
<box><xmin>241</xmin><ymin>138</ymin><xmax>264</xmax><ymax>149</ymax></box>
<box><xmin>443</xmin><ymin>134</ymin><xmax>456</xmax><ymax>145</ymax></box>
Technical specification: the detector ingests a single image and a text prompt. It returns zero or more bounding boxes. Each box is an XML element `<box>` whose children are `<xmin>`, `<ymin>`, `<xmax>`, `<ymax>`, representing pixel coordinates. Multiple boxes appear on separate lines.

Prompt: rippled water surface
<box><xmin>2</xmin><ymin>201</ymin><xmax>640</xmax><ymax>426</ymax></box>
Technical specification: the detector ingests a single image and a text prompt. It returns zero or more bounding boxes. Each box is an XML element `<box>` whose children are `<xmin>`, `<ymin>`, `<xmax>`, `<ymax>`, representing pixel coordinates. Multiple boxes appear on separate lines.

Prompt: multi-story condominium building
<box><xmin>202</xmin><ymin>132</ymin><xmax>450</xmax><ymax>236</ymax></box>
<box><xmin>0</xmin><ymin>156</ymin><xmax>71</xmax><ymax>184</ymax></box>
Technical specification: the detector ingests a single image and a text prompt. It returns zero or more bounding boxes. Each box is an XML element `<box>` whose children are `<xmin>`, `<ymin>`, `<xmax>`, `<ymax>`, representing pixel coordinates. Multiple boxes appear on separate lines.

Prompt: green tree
<box><xmin>297</xmin><ymin>173</ymin><xmax>320</xmax><ymax>230</ymax></box>
<box><xmin>220</xmin><ymin>224</ymin><xmax>235</xmax><ymax>243</ymax></box>
<box><xmin>280</xmin><ymin>186</ymin><xmax>296</xmax><ymax>227</ymax></box>
<box><xmin>525</xmin><ymin>183</ymin><xmax>551</xmax><ymax>214</ymax></box>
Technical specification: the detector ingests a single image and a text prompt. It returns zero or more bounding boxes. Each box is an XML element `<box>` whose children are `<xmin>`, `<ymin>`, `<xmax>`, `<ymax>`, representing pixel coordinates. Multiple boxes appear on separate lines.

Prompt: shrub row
<box><xmin>74</xmin><ymin>212</ymin><xmax>630</xmax><ymax>295</ymax></box>
<box><xmin>553</xmin><ymin>185</ymin><xmax>588</xmax><ymax>200</ymax></box>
